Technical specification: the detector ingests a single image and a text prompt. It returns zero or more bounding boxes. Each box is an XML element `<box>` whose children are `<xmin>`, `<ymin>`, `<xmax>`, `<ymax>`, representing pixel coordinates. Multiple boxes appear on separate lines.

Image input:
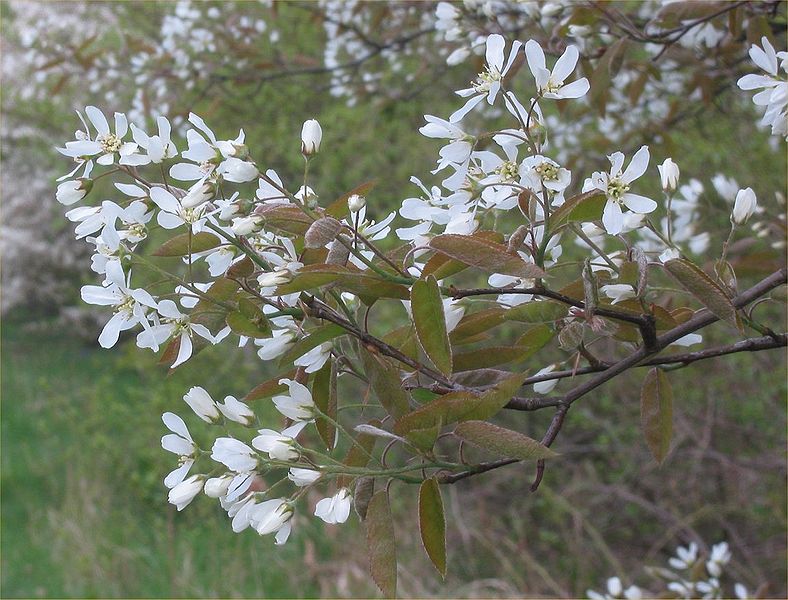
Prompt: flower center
<box><xmin>116</xmin><ymin>295</ymin><xmax>135</xmax><ymax>316</ymax></box>
<box><xmin>494</xmin><ymin>160</ymin><xmax>519</xmax><ymax>181</ymax></box>
<box><xmin>544</xmin><ymin>78</ymin><xmax>562</xmax><ymax>94</ymax></box>
<box><xmin>472</xmin><ymin>67</ymin><xmax>502</xmax><ymax>93</ymax></box>
<box><xmin>99</xmin><ymin>133</ymin><xmax>122</xmax><ymax>154</ymax></box>
<box><xmin>607</xmin><ymin>176</ymin><xmax>630</xmax><ymax>201</ymax></box>
<box><xmin>179</xmin><ymin>205</ymin><xmax>205</xmax><ymax>224</ymax></box>
<box><xmin>535</xmin><ymin>161</ymin><xmax>559</xmax><ymax>181</ymax></box>
<box><xmin>127</xmin><ymin>223</ymin><xmax>147</xmax><ymax>239</ymax></box>
<box><xmin>199</xmin><ymin>160</ymin><xmax>215</xmax><ymax>174</ymax></box>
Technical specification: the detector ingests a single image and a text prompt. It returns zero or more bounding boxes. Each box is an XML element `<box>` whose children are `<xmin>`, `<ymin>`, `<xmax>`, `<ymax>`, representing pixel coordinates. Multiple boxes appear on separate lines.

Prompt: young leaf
<box><xmin>428</xmin><ymin>234</ymin><xmax>546</xmax><ymax>279</ymax></box>
<box><xmin>152</xmin><ymin>231</ymin><xmax>221</xmax><ymax>256</ymax></box>
<box><xmin>366</xmin><ymin>491</ymin><xmax>397</xmax><ymax>599</ymax></box>
<box><xmin>418</xmin><ymin>478</ymin><xmax>447</xmax><ymax>579</ymax></box>
<box><xmin>225</xmin><ymin>301</ymin><xmax>272</xmax><ymax>338</ymax></box>
<box><xmin>243</xmin><ymin>372</ymin><xmax>294</xmax><ymax>402</ymax></box>
<box><xmin>361</xmin><ymin>349</ymin><xmax>410</xmax><ymax>418</ymax></box>
<box><xmin>640</xmin><ymin>367</ymin><xmax>673</xmax><ymax>464</ymax></box>
<box><xmin>411</xmin><ymin>275</ymin><xmax>452</xmax><ymax>377</ymax></box>
<box><xmin>454</xmin><ymin>421</ymin><xmax>558</xmax><ymax>460</ymax></box>
<box><xmin>312</xmin><ymin>361</ymin><xmax>337</xmax><ymax>450</ymax></box>
<box><xmin>504</xmin><ymin>301</ymin><xmax>567</xmax><ymax>323</ymax></box>
<box><xmin>337</xmin><ymin>420</ymin><xmax>380</xmax><ymax>489</ymax></box>
<box><xmin>664</xmin><ymin>258</ymin><xmax>742</xmax><ymax>331</ymax></box>
<box><xmin>550</xmin><ymin>190</ymin><xmax>607</xmax><ymax>227</ymax></box>
<box><xmin>354</xmin><ymin>477</ymin><xmax>375</xmax><ymax>521</ymax></box>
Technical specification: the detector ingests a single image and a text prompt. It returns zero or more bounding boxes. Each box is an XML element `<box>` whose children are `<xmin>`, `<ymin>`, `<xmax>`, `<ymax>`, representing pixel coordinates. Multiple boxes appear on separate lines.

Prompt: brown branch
<box><xmin>451</xmin><ymin>285</ymin><xmax>658</xmax><ymax>349</ymax></box>
<box><xmin>503</xmin><ymin>333</ymin><xmax>788</xmax><ymax>410</ymax></box>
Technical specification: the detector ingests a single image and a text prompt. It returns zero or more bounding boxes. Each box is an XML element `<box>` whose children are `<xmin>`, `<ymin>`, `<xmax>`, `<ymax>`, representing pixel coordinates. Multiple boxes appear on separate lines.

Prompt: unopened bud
<box><xmin>257</xmin><ymin>269</ymin><xmax>291</xmax><ymax>288</ymax></box>
<box><xmin>347</xmin><ymin>194</ymin><xmax>366</xmax><ymax>213</ymax></box>
<box><xmin>731</xmin><ymin>187</ymin><xmax>757</xmax><ymax>225</ymax></box>
<box><xmin>56</xmin><ymin>178</ymin><xmax>93</xmax><ymax>205</ymax></box>
<box><xmin>231</xmin><ymin>215</ymin><xmax>263</xmax><ymax>236</ymax></box>
<box><xmin>657</xmin><ymin>158</ymin><xmax>680</xmax><ymax>192</ymax></box>
<box><xmin>301</xmin><ymin>119</ymin><xmax>322</xmax><ymax>156</ymax></box>
<box><xmin>295</xmin><ymin>185</ymin><xmax>319</xmax><ymax>209</ymax></box>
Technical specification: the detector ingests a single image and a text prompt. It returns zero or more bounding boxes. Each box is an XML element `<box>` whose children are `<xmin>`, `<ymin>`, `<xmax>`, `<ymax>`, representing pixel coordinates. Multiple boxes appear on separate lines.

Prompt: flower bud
<box><xmin>204</xmin><ymin>474</ymin><xmax>234</xmax><ymax>498</ymax></box>
<box><xmin>181</xmin><ymin>180</ymin><xmax>215</xmax><ymax>209</ymax></box>
<box><xmin>257</xmin><ymin>269</ymin><xmax>291</xmax><ymax>288</ymax></box>
<box><xmin>731</xmin><ymin>187</ymin><xmax>757</xmax><ymax>225</ymax></box>
<box><xmin>347</xmin><ymin>193</ymin><xmax>366</xmax><ymax>213</ymax></box>
<box><xmin>231</xmin><ymin>215</ymin><xmax>263</xmax><ymax>236</ymax></box>
<box><xmin>657</xmin><ymin>158</ymin><xmax>680</xmax><ymax>192</ymax></box>
<box><xmin>168</xmin><ymin>474</ymin><xmax>204</xmax><ymax>511</ymax></box>
<box><xmin>56</xmin><ymin>178</ymin><xmax>93</xmax><ymax>205</ymax></box>
<box><xmin>301</xmin><ymin>119</ymin><xmax>322</xmax><ymax>156</ymax></box>
<box><xmin>184</xmin><ymin>386</ymin><xmax>221</xmax><ymax>423</ymax></box>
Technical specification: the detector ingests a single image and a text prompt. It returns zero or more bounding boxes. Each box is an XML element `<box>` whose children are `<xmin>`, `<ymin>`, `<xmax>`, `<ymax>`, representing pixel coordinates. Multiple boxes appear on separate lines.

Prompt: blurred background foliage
<box><xmin>1</xmin><ymin>1</ymin><xmax>786</xmax><ymax>598</ymax></box>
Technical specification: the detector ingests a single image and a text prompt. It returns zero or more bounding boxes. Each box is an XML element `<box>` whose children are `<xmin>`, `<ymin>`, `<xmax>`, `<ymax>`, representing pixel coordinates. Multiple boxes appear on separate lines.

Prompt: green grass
<box><xmin>0</xmin><ymin>322</ymin><xmax>330</xmax><ymax>598</ymax></box>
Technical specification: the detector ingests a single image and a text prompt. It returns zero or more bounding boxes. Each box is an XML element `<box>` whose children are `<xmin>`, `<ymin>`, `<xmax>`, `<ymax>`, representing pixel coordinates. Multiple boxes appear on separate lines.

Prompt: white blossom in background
<box><xmin>737</xmin><ymin>36</ymin><xmax>788</xmax><ymax>138</ymax></box>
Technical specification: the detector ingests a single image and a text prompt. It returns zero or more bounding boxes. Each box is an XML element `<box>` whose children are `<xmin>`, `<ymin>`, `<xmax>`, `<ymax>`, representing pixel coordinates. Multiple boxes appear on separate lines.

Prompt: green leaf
<box><xmin>394</xmin><ymin>373</ymin><xmax>527</xmax><ymax>435</ymax></box>
<box><xmin>663</xmin><ymin>258</ymin><xmax>742</xmax><ymax>331</ymax></box>
<box><xmin>361</xmin><ymin>350</ymin><xmax>410</xmax><ymax>419</ymax></box>
<box><xmin>428</xmin><ymin>234</ymin><xmax>546</xmax><ymax>279</ymax></box>
<box><xmin>225</xmin><ymin>300</ymin><xmax>272</xmax><ymax>338</ymax></box>
<box><xmin>404</xmin><ymin>421</ymin><xmax>443</xmax><ymax>453</ymax></box>
<box><xmin>449</xmin><ymin>308</ymin><xmax>507</xmax><ymax>344</ymax></box>
<box><xmin>550</xmin><ymin>190</ymin><xmax>607</xmax><ymax>227</ymax></box>
<box><xmin>152</xmin><ymin>231</ymin><xmax>221</xmax><ymax>256</ymax></box>
<box><xmin>454</xmin><ymin>421</ymin><xmax>558</xmax><ymax>460</ymax></box>
<box><xmin>278</xmin><ymin>323</ymin><xmax>345</xmax><ymax>368</ymax></box>
<box><xmin>312</xmin><ymin>361</ymin><xmax>337</xmax><ymax>450</ymax></box>
<box><xmin>276</xmin><ymin>264</ymin><xmax>409</xmax><ymax>300</ymax></box>
<box><xmin>418</xmin><ymin>478</ymin><xmax>447</xmax><ymax>579</ymax></box>
<box><xmin>452</xmin><ymin>325</ymin><xmax>553</xmax><ymax>371</ymax></box>
<box><xmin>504</xmin><ymin>301</ymin><xmax>567</xmax><ymax>323</ymax></box>
<box><xmin>640</xmin><ymin>368</ymin><xmax>673</xmax><ymax>464</ymax></box>
<box><xmin>411</xmin><ymin>275</ymin><xmax>452</xmax><ymax>377</ymax></box>
<box><xmin>366</xmin><ymin>491</ymin><xmax>397</xmax><ymax>599</ymax></box>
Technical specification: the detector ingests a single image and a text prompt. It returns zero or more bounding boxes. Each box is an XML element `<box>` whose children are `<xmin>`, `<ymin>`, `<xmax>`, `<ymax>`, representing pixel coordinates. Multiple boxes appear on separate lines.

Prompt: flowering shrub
<box><xmin>51</xmin><ymin>5</ymin><xmax>786</xmax><ymax>597</ymax></box>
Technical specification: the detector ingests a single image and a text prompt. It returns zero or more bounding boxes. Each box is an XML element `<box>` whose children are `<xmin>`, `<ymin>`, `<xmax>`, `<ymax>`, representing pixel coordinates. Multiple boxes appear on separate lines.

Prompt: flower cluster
<box><xmin>588</xmin><ymin>541</ymin><xmax>752</xmax><ymax>600</ymax></box>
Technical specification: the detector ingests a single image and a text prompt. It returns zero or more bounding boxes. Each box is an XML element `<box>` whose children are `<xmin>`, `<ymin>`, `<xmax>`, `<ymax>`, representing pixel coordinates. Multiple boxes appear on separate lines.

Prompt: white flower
<box><xmin>58</xmin><ymin>106</ymin><xmax>138</xmax><ymax>166</ymax></box>
<box><xmin>136</xmin><ymin>299</ymin><xmax>217</xmax><ymax>368</ymax></box>
<box><xmin>314</xmin><ymin>488</ymin><xmax>352</xmax><ymax>524</ymax></box>
<box><xmin>249</xmin><ymin>498</ymin><xmax>294</xmax><ymax>544</ymax></box>
<box><xmin>301</xmin><ymin>119</ymin><xmax>322</xmax><ymax>156</ymax></box>
<box><xmin>257</xmin><ymin>269</ymin><xmax>291</xmax><ymax>289</ymax></box>
<box><xmin>288</xmin><ymin>467</ymin><xmax>321</xmax><ymax>487</ymax></box>
<box><xmin>669</xmin><ymin>542</ymin><xmax>699</xmax><ymax>570</ymax></box>
<box><xmin>272</xmin><ymin>379</ymin><xmax>315</xmax><ymax>421</ymax></box>
<box><xmin>589</xmin><ymin>146</ymin><xmax>657</xmax><ymax>235</ymax></box>
<box><xmin>601</xmin><ymin>284</ymin><xmax>636</xmax><ymax>305</ymax></box>
<box><xmin>706</xmin><ymin>541</ymin><xmax>731</xmax><ymax>577</ymax></box>
<box><xmin>168</xmin><ymin>474</ymin><xmax>204</xmax><ymax>511</ymax></box>
<box><xmin>231</xmin><ymin>215</ymin><xmax>263</xmax><ymax>236</ymax></box>
<box><xmin>183</xmin><ymin>386</ymin><xmax>221</xmax><ymax>423</ymax></box>
<box><xmin>347</xmin><ymin>193</ymin><xmax>366</xmax><ymax>213</ymax></box>
<box><xmin>252</xmin><ymin>422</ymin><xmax>307</xmax><ymax>462</ymax></box>
<box><xmin>217</xmin><ymin>396</ymin><xmax>255</xmax><ymax>426</ymax></box>
<box><xmin>525</xmin><ymin>40</ymin><xmax>590</xmax><ymax>100</ymax></box>
<box><xmin>256</xmin><ymin>329</ymin><xmax>296</xmax><ymax>360</ymax></box>
<box><xmin>127</xmin><ymin>116</ymin><xmax>178</xmax><ymax>165</ymax></box>
<box><xmin>218</xmin><ymin>156</ymin><xmax>259</xmax><ymax>183</ymax></box>
<box><xmin>56</xmin><ymin>178</ymin><xmax>93</xmax><ymax>205</ymax></box>
<box><xmin>533</xmin><ymin>365</ymin><xmax>559</xmax><ymax>394</ymax></box>
<box><xmin>80</xmin><ymin>265</ymin><xmax>158</xmax><ymax>349</ymax></box>
<box><xmin>204</xmin><ymin>474</ymin><xmax>234</xmax><ymax>498</ymax></box>
<box><xmin>149</xmin><ymin>186</ymin><xmax>209</xmax><ymax>233</ymax></box>
<box><xmin>658</xmin><ymin>158</ymin><xmax>680</xmax><ymax>192</ymax></box>
<box><xmin>161</xmin><ymin>412</ymin><xmax>198</xmax><ymax>488</ymax></box>
<box><xmin>734</xmin><ymin>583</ymin><xmax>750</xmax><ymax>599</ymax></box>
<box><xmin>211</xmin><ymin>437</ymin><xmax>259</xmax><ymax>472</ymax></box>
<box><xmin>731</xmin><ymin>187</ymin><xmax>757</xmax><ymax>225</ymax></box>
<box><xmin>293</xmin><ymin>342</ymin><xmax>332</xmax><ymax>373</ymax></box>
<box><xmin>450</xmin><ymin>34</ymin><xmax>523</xmax><ymax>122</ymax></box>
<box><xmin>737</xmin><ymin>37</ymin><xmax>788</xmax><ymax>138</ymax></box>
